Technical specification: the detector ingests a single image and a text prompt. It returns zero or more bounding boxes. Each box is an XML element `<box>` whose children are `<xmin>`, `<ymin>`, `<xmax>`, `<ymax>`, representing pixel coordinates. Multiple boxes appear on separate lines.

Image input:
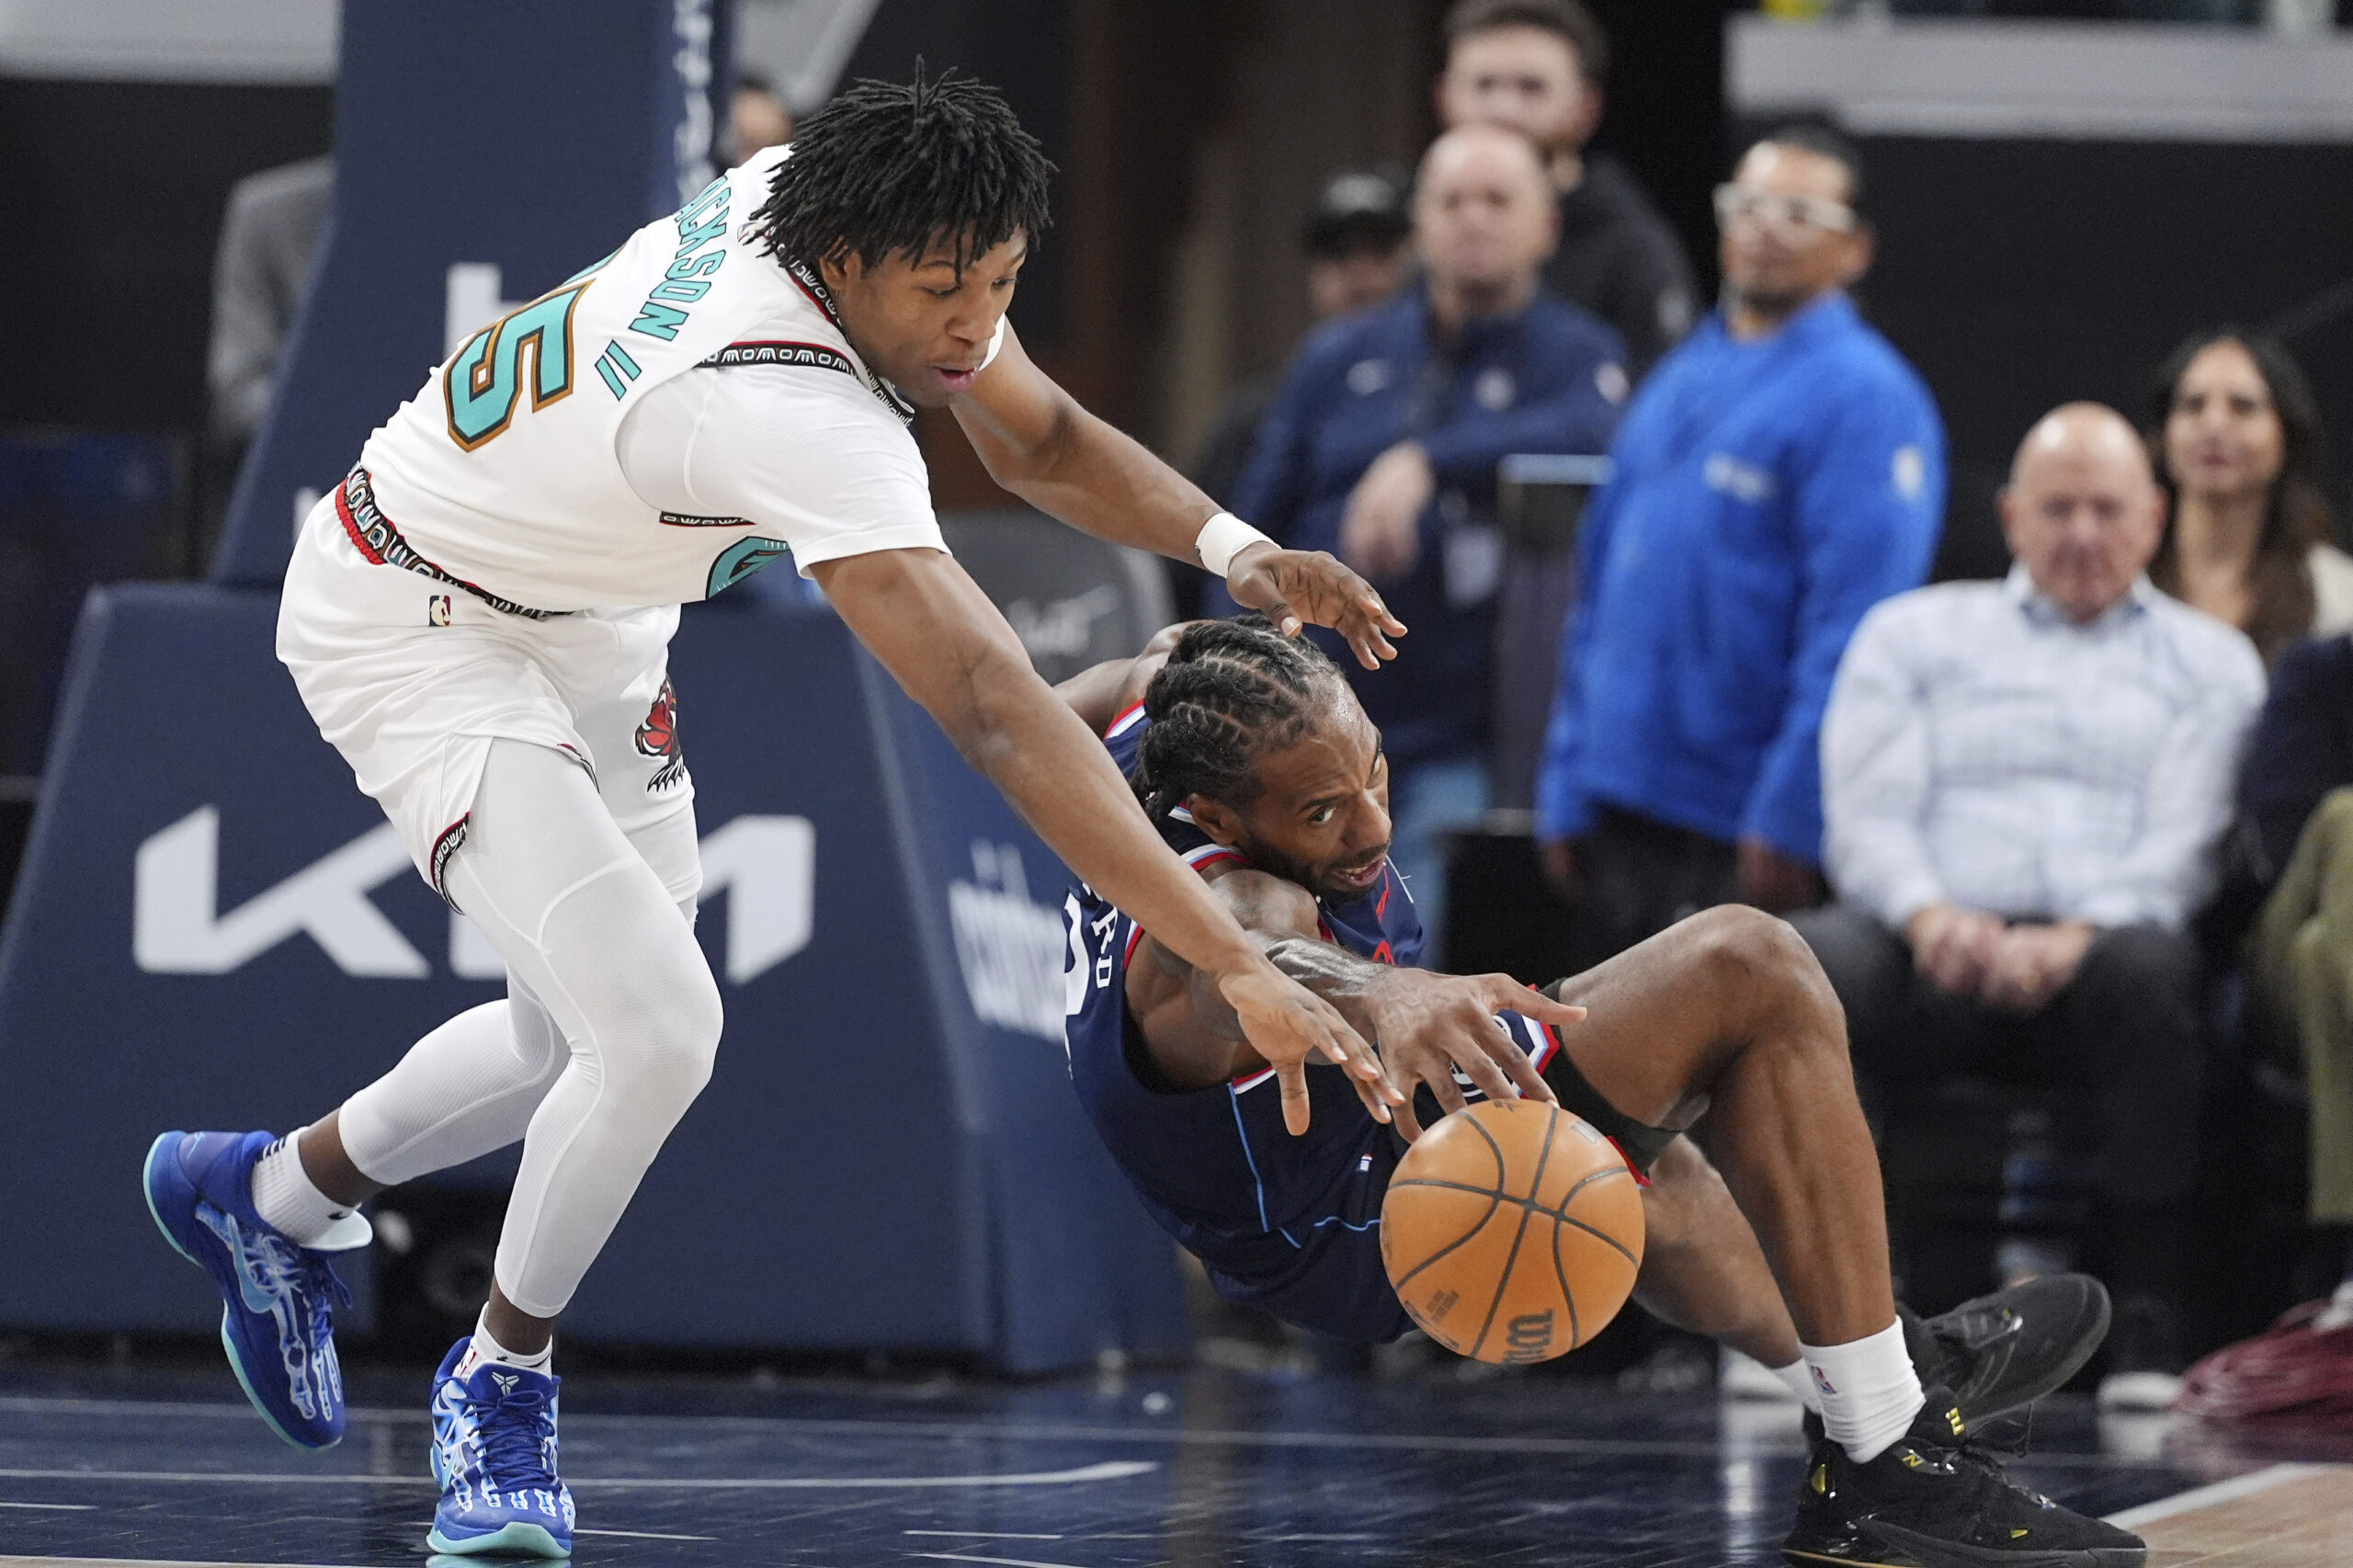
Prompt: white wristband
<box><xmin>1195</xmin><ymin>511</ymin><xmax>1276</xmax><ymax>578</ymax></box>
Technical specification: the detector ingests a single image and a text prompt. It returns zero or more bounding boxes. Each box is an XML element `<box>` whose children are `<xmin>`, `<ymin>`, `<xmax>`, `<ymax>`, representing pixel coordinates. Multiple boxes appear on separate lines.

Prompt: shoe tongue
<box><xmin>1908</xmin><ymin>1386</ymin><xmax>1968</xmax><ymax>1447</ymax></box>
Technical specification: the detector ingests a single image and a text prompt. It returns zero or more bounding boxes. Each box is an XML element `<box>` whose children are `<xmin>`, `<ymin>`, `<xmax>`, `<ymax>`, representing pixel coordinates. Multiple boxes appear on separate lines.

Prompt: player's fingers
<box><xmin>1487</xmin><ymin>980</ymin><xmax>1587</xmax><ymax>1034</ymax></box>
<box><xmin>1316</xmin><ymin>1011</ymin><xmax>1404</xmax><ymax>1106</ymax></box>
<box><xmin>1391</xmin><ymin>1089</ymin><xmax>1427</xmax><ymax>1144</ymax></box>
<box><xmin>1260</xmin><ymin>592</ymin><xmax>1304</xmax><ymax>639</ymax></box>
<box><xmin>1429</xmin><ymin>1070</ymin><xmax>1471</xmax><ymax>1120</ymax></box>
<box><xmin>1447</xmin><ymin>1031</ymin><xmax>1521</xmax><ymax>1107</ymax></box>
<box><xmin>1278</xmin><ymin>1062</ymin><xmax>1313</xmax><ymax>1136</ymax></box>
<box><xmin>1499</xmin><ymin>1039</ymin><xmax>1557</xmax><ymax>1105</ymax></box>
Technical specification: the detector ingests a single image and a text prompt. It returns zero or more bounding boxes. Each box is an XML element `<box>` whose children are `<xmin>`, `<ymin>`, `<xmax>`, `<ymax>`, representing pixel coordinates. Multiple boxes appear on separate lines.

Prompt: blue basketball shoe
<box><xmin>427</xmin><ymin>1337</ymin><xmax>575</xmax><ymax>1558</ymax></box>
<box><xmin>142</xmin><ymin>1130</ymin><xmax>352</xmax><ymax>1449</ymax></box>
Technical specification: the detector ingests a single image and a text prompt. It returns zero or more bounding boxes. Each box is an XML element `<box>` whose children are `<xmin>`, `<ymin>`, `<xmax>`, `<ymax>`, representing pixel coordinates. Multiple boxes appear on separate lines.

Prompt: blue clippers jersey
<box><xmin>1063</xmin><ymin>705</ymin><xmax>1559</xmax><ymax>1334</ymax></box>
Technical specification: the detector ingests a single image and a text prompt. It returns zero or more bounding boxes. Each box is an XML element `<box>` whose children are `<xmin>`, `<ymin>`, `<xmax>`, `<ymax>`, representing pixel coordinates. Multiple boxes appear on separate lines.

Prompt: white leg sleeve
<box><xmin>339</xmin><ymin>738</ymin><xmax>720</xmax><ymax>1318</ymax></box>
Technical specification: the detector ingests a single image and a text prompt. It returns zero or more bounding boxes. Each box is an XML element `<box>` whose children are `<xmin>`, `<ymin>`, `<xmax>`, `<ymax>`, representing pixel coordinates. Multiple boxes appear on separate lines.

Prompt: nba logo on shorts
<box><xmin>427</xmin><ymin>595</ymin><xmax>453</xmax><ymax>627</ymax></box>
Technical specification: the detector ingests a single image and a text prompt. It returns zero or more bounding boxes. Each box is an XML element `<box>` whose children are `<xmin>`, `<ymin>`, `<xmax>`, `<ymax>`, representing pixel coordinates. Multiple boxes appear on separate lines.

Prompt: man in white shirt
<box><xmin>1795</xmin><ymin>403</ymin><xmax>2265</xmax><ymax>1411</ymax></box>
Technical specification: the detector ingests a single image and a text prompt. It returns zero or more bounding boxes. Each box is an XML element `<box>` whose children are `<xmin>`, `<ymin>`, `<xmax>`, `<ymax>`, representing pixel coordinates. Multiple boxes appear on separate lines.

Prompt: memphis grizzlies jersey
<box><xmin>356</xmin><ymin>143</ymin><xmax>992</xmax><ymax>613</ymax></box>
<box><xmin>1063</xmin><ymin>704</ymin><xmax>1561</xmax><ymax>1299</ymax></box>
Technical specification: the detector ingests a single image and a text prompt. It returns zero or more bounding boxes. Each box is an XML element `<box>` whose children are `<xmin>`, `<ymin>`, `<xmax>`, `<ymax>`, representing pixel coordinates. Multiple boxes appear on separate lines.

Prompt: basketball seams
<box><xmin>1466</xmin><ymin>1107</ymin><xmax>1559</xmax><ymax>1362</ymax></box>
<box><xmin>1387</xmin><ymin>1185</ymin><xmax>1503</xmax><ymax>1294</ymax></box>
<box><xmin>1388</xmin><ymin>1172</ymin><xmax>1641</xmax><ymax>1267</ymax></box>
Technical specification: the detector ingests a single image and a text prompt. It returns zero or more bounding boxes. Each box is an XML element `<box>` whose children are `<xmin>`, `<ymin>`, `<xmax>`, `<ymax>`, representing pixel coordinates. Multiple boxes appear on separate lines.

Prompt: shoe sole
<box><xmin>426</xmin><ymin>1522</ymin><xmax>572</xmax><ymax>1558</ymax></box>
<box><xmin>1785</xmin><ymin>1517</ymin><xmax>2148</xmax><ymax>1567</ymax></box>
<box><xmin>141</xmin><ymin>1131</ymin><xmax>338</xmax><ymax>1454</ymax></box>
<box><xmin>1786</xmin><ymin>1546</ymin><xmax>2144</xmax><ymax>1568</ymax></box>
<box><xmin>1960</xmin><ymin>1278</ymin><xmax>2115</xmax><ymax>1425</ymax></box>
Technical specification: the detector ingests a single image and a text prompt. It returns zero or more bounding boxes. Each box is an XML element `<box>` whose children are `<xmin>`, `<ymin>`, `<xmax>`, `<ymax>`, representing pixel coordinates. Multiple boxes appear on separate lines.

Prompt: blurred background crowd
<box><xmin>11</xmin><ymin>0</ymin><xmax>2353</xmax><ymax>1429</ymax></box>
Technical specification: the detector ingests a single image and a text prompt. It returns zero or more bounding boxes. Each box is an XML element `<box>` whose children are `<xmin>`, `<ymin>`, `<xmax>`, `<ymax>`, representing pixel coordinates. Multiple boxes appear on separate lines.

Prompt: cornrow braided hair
<box><xmin>1131</xmin><ymin>616</ymin><xmax>1343</xmax><ymax>830</ymax></box>
<box><xmin>746</xmin><ymin>64</ymin><xmax>1055</xmax><ymax>275</ymax></box>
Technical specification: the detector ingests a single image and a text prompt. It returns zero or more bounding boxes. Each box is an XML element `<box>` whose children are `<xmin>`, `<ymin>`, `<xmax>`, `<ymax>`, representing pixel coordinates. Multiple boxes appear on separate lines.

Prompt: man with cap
<box><xmin>1190</xmin><ymin>169</ymin><xmax>1416</xmax><ymax>519</ymax></box>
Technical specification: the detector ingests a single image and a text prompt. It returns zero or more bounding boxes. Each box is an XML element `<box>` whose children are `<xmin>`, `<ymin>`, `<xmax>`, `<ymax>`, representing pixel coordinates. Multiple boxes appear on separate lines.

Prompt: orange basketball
<box><xmin>1381</xmin><ymin>1098</ymin><xmax>1646</xmax><ymax>1364</ymax></box>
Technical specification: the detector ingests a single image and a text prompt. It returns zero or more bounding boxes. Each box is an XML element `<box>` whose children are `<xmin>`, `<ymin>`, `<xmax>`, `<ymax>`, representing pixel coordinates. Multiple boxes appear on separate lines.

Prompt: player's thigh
<box><xmin>277</xmin><ymin>509</ymin><xmax>594</xmax><ymax>897</ymax></box>
<box><xmin>1543</xmin><ymin>904</ymin><xmax>1827</xmax><ymax>1129</ymax></box>
<box><xmin>559</xmin><ymin>604</ymin><xmax>701</xmax><ymax>907</ymax></box>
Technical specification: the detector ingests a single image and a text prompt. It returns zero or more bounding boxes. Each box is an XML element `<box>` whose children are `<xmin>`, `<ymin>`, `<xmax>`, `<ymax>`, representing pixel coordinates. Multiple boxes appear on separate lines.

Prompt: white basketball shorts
<box><xmin>276</xmin><ymin>484</ymin><xmax>699</xmax><ymax>909</ymax></box>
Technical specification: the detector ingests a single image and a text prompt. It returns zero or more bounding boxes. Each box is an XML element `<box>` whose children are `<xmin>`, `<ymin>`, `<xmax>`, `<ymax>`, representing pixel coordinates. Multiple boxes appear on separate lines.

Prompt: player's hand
<box><xmin>1224</xmin><ymin>541</ymin><xmax>1408</xmax><ymax>671</ymax></box>
<box><xmin>1217</xmin><ymin>962</ymin><xmax>1403</xmax><ymax>1136</ymax></box>
<box><xmin>1365</xmin><ymin>971</ymin><xmax>1579</xmax><ymax>1143</ymax></box>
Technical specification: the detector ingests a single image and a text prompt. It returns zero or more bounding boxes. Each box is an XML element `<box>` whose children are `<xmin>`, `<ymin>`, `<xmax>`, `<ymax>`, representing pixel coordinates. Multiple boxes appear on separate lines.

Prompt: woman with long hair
<box><xmin>2147</xmin><ymin>328</ymin><xmax>2353</xmax><ymax>665</ymax></box>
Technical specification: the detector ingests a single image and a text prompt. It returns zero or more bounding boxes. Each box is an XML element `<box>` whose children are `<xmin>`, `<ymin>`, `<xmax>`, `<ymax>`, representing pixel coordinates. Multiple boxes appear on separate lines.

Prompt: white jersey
<box><xmin>355</xmin><ymin>143</ymin><xmax>998</xmax><ymax>613</ymax></box>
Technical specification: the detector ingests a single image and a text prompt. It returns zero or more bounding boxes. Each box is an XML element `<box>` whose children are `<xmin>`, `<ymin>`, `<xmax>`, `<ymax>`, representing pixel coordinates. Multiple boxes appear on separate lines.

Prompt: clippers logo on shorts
<box><xmin>635</xmin><ymin>678</ymin><xmax>688</xmax><ymax>792</ymax></box>
<box><xmin>427</xmin><ymin>595</ymin><xmax>453</xmax><ymax>627</ymax></box>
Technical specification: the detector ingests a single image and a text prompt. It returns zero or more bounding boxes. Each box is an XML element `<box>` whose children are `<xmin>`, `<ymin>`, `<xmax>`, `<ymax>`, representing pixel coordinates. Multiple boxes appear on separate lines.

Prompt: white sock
<box><xmin>1769</xmin><ymin>1357</ymin><xmax>1824</xmax><ymax>1414</ymax></box>
<box><xmin>455</xmin><ymin>1308</ymin><xmax>553</xmax><ymax>1381</ymax></box>
<box><xmin>2313</xmin><ymin>1278</ymin><xmax>2353</xmax><ymax>1332</ymax></box>
<box><xmin>1802</xmin><ymin>1320</ymin><xmax>1925</xmax><ymax>1463</ymax></box>
<box><xmin>250</xmin><ymin>1131</ymin><xmax>355</xmax><ymax>1246</ymax></box>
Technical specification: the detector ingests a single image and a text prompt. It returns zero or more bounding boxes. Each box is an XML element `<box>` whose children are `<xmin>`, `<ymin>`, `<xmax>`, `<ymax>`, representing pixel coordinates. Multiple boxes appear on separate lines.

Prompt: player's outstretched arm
<box><xmin>810</xmin><ymin>545</ymin><xmax>1403</xmax><ymax>1135</ymax></box>
<box><xmin>950</xmin><ymin>322</ymin><xmax>1406</xmax><ymax>669</ymax></box>
<box><xmin>1131</xmin><ymin>865</ymin><xmax>1584</xmax><ymax>1142</ymax></box>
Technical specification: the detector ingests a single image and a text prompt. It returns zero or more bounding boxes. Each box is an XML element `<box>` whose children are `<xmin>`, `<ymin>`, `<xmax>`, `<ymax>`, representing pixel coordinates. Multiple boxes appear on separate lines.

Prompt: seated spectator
<box><xmin>2171</xmin><ymin>631</ymin><xmax>2353</xmax><ymax>1424</ymax></box>
<box><xmin>1794</xmin><ymin>403</ymin><xmax>2267</xmax><ymax>1412</ymax></box>
<box><xmin>1537</xmin><ymin>125</ymin><xmax>1943</xmax><ymax>967</ymax></box>
<box><xmin>1218</xmin><ymin>124</ymin><xmax>1625</xmax><ymax>956</ymax></box>
<box><xmin>1435</xmin><ymin>0</ymin><xmax>1695</xmax><ymax>374</ymax></box>
<box><xmin>1190</xmin><ymin>169</ymin><xmax>1415</xmax><ymax>521</ymax></box>
<box><xmin>2147</xmin><ymin>328</ymin><xmax>2353</xmax><ymax>665</ymax></box>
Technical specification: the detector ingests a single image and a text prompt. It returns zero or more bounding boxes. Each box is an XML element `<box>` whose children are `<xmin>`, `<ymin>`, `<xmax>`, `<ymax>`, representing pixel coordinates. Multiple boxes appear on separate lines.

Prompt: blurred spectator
<box><xmin>208</xmin><ymin>155</ymin><xmax>333</xmax><ymax>451</ymax></box>
<box><xmin>731</xmin><ymin>70</ymin><xmax>795</xmax><ymax>163</ymax></box>
<box><xmin>2146</xmin><ymin>329</ymin><xmax>2353</xmax><ymax>666</ymax></box>
<box><xmin>1536</xmin><ymin>125</ymin><xmax>1942</xmax><ymax>962</ymax></box>
<box><xmin>1191</xmin><ymin>170</ymin><xmax>1415</xmax><ymax>517</ymax></box>
<box><xmin>1796</xmin><ymin>403</ymin><xmax>2266</xmax><ymax>1411</ymax></box>
<box><xmin>2184</xmin><ymin>631</ymin><xmax>2353</xmax><ymax>1397</ymax></box>
<box><xmin>1219</xmin><ymin>124</ymin><xmax>1625</xmax><ymax>954</ymax></box>
<box><xmin>1436</xmin><ymin>0</ymin><xmax>1696</xmax><ymax>374</ymax></box>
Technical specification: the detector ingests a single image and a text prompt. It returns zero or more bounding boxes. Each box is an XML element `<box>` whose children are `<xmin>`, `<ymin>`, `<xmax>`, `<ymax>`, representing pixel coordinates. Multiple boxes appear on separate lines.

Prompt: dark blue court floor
<box><xmin>0</xmin><ymin>1349</ymin><xmax>2336</xmax><ymax>1567</ymax></box>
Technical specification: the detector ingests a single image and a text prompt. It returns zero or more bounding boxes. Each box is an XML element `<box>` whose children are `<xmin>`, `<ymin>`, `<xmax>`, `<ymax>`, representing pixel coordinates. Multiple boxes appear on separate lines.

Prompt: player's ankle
<box><xmin>458</xmin><ymin>1309</ymin><xmax>554</xmax><ymax>1379</ymax></box>
<box><xmin>1800</xmin><ymin>1319</ymin><xmax>1924</xmax><ymax>1463</ymax></box>
<box><xmin>250</xmin><ymin>1129</ymin><xmax>359</xmax><ymax>1247</ymax></box>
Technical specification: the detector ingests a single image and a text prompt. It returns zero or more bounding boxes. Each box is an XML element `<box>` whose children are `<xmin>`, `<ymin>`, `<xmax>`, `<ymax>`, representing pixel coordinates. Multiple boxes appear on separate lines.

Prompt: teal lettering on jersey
<box><xmin>623</xmin><ymin>180</ymin><xmax>733</xmax><ymax>349</ymax></box>
<box><xmin>705</xmin><ymin>536</ymin><xmax>792</xmax><ymax>597</ymax></box>
<box><xmin>593</xmin><ymin>339</ymin><xmax>642</xmax><ymax>400</ymax></box>
<box><xmin>444</xmin><ymin>284</ymin><xmax>590</xmax><ymax>451</ymax></box>
<box><xmin>629</xmin><ymin>301</ymin><xmax>690</xmax><ymax>341</ymax></box>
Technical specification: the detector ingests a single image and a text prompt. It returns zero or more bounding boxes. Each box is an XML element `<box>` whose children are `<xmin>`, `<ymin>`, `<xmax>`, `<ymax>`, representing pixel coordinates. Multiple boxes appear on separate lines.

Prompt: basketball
<box><xmin>1381</xmin><ymin>1099</ymin><xmax>1645</xmax><ymax>1365</ymax></box>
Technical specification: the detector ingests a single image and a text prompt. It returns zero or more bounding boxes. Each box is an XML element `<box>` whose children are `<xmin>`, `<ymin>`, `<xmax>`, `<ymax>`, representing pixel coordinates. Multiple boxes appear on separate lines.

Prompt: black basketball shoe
<box><xmin>1905</xmin><ymin>1274</ymin><xmax>2112</xmax><ymax>1425</ymax></box>
<box><xmin>1781</xmin><ymin>1388</ymin><xmax>2145</xmax><ymax>1567</ymax></box>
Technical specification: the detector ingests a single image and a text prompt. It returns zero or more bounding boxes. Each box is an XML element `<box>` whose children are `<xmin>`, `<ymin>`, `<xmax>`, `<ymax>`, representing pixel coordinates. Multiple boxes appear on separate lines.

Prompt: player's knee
<box><xmin>594</xmin><ymin>947</ymin><xmax>723</xmax><ymax>1112</ymax></box>
<box><xmin>1688</xmin><ymin>904</ymin><xmax>1842</xmax><ymax>1037</ymax></box>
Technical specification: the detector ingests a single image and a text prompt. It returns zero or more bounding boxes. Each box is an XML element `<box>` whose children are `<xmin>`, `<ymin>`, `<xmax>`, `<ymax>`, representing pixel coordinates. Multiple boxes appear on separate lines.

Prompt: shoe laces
<box><xmin>460</xmin><ymin>1376</ymin><xmax>560</xmax><ymax>1491</ymax></box>
<box><xmin>241</xmin><ymin>1218</ymin><xmax>354</xmax><ymax>1323</ymax></box>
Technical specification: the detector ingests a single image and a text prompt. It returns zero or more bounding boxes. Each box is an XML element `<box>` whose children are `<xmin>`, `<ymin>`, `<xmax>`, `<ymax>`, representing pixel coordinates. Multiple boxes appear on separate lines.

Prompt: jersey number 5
<box><xmin>444</xmin><ymin>283</ymin><xmax>593</xmax><ymax>451</ymax></box>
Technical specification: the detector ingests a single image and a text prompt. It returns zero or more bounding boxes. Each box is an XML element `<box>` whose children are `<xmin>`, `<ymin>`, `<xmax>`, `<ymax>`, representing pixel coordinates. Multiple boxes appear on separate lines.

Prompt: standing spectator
<box><xmin>1796</xmin><ymin>404</ymin><xmax>2267</xmax><ymax>1411</ymax></box>
<box><xmin>1435</xmin><ymin>0</ymin><xmax>1696</xmax><ymax>373</ymax></box>
<box><xmin>731</xmin><ymin>70</ymin><xmax>795</xmax><ymax>162</ymax></box>
<box><xmin>1536</xmin><ymin>126</ymin><xmax>1943</xmax><ymax>966</ymax></box>
<box><xmin>208</xmin><ymin>155</ymin><xmax>334</xmax><ymax>453</ymax></box>
<box><xmin>2148</xmin><ymin>328</ymin><xmax>2353</xmax><ymax>665</ymax></box>
<box><xmin>1221</xmin><ymin>124</ymin><xmax>1625</xmax><ymax>954</ymax></box>
<box><xmin>1191</xmin><ymin>170</ymin><xmax>1416</xmax><ymax>518</ymax></box>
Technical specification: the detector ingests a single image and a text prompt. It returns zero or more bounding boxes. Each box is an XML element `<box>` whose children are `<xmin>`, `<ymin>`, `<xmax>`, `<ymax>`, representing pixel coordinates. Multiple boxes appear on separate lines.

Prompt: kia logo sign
<box><xmin>133</xmin><ymin>806</ymin><xmax>814</xmax><ymax>983</ymax></box>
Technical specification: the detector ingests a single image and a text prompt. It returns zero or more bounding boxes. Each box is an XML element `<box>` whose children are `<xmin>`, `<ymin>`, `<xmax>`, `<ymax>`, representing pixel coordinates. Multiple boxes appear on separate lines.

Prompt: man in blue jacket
<box><xmin>1538</xmin><ymin>125</ymin><xmax>1944</xmax><ymax>967</ymax></box>
<box><xmin>1222</xmin><ymin>123</ymin><xmax>1626</xmax><ymax>954</ymax></box>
